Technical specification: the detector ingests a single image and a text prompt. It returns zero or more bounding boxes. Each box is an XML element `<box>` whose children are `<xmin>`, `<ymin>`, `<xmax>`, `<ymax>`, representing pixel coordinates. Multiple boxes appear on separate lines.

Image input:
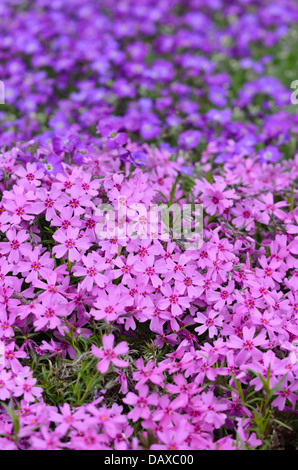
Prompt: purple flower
<box><xmin>235</xmin><ymin>134</ymin><xmax>258</xmax><ymax>154</ymax></box>
<box><xmin>52</xmin><ymin>133</ymin><xmax>78</xmax><ymax>156</ymax></box>
<box><xmin>140</xmin><ymin>121</ymin><xmax>161</xmax><ymax>140</ymax></box>
<box><xmin>159</xmin><ymin>142</ymin><xmax>176</xmax><ymax>154</ymax></box>
<box><xmin>206</xmin><ymin>109</ymin><xmax>232</xmax><ymax>124</ymax></box>
<box><xmin>37</xmin><ymin>154</ymin><xmax>64</xmax><ymax>175</ymax></box>
<box><xmin>92</xmin><ymin>334</ymin><xmax>129</xmax><ymax>374</ymax></box>
<box><xmin>129</xmin><ymin>151</ymin><xmax>147</xmax><ymax>167</ymax></box>
<box><xmin>258</xmin><ymin>145</ymin><xmax>281</xmax><ymax>163</ymax></box>
<box><xmin>179</xmin><ymin>165</ymin><xmax>193</xmax><ymax>175</ymax></box>
<box><xmin>178</xmin><ymin>130</ymin><xmax>202</xmax><ymax>149</ymax></box>
<box><xmin>208</xmin><ymin>86</ymin><xmax>228</xmax><ymax>107</ymax></box>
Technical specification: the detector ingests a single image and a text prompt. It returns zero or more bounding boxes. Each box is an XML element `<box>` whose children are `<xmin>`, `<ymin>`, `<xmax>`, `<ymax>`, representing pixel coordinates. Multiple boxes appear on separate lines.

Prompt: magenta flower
<box><xmin>60</xmin><ymin>187</ymin><xmax>95</xmax><ymax>216</ymax></box>
<box><xmin>232</xmin><ymin>201</ymin><xmax>255</xmax><ymax>230</ymax></box>
<box><xmin>33</xmin><ymin>271</ymin><xmax>69</xmax><ymax>304</ymax></box>
<box><xmin>152</xmin><ymin>395</ymin><xmax>181</xmax><ymax>427</ymax></box>
<box><xmin>51</xmin><ymin>207</ymin><xmax>82</xmax><ymax>231</ymax></box>
<box><xmin>14</xmin><ymin>373</ymin><xmax>43</xmax><ymax>403</ymax></box>
<box><xmin>255</xmin><ymin>192</ymin><xmax>288</xmax><ymax>223</ymax></box>
<box><xmin>133</xmin><ymin>358</ymin><xmax>164</xmax><ymax>389</ymax></box>
<box><xmin>272</xmin><ymin>381</ymin><xmax>298</xmax><ymax>411</ymax></box>
<box><xmin>50</xmin><ymin>403</ymin><xmax>86</xmax><ymax>434</ymax></box>
<box><xmin>113</xmin><ymin>253</ymin><xmax>136</xmax><ymax>284</ymax></box>
<box><xmin>123</xmin><ymin>385</ymin><xmax>158</xmax><ymax>422</ymax></box>
<box><xmin>90</xmin><ymin>285</ymin><xmax>133</xmax><ymax>322</ymax></box>
<box><xmin>158</xmin><ymin>285</ymin><xmax>190</xmax><ymax>320</ymax></box>
<box><xmin>29</xmin><ymin>427</ymin><xmax>63</xmax><ymax>450</ymax></box>
<box><xmin>33</xmin><ymin>299</ymin><xmax>70</xmax><ymax>331</ymax></box>
<box><xmin>199</xmin><ymin>177</ymin><xmax>238</xmax><ymax>216</ymax></box>
<box><xmin>255</xmin><ymin>255</ymin><xmax>283</xmax><ymax>289</ymax></box>
<box><xmin>14</xmin><ymin>161</ymin><xmax>45</xmax><ymax>187</ymax></box>
<box><xmin>3</xmin><ymin>185</ymin><xmax>36</xmax><ymax>224</ymax></box>
<box><xmin>0</xmin><ymin>370</ymin><xmax>14</xmax><ymax>400</ymax></box>
<box><xmin>207</xmin><ymin>281</ymin><xmax>235</xmax><ymax>311</ymax></box>
<box><xmin>134</xmin><ymin>255</ymin><xmax>168</xmax><ymax>287</ymax></box>
<box><xmin>175</xmin><ymin>266</ymin><xmax>204</xmax><ymax>298</ymax></box>
<box><xmin>166</xmin><ymin>373</ymin><xmax>199</xmax><ymax>408</ymax></box>
<box><xmin>4</xmin><ymin>343</ymin><xmax>27</xmax><ymax>373</ymax></box>
<box><xmin>16</xmin><ymin>247</ymin><xmax>54</xmax><ymax>283</ymax></box>
<box><xmin>0</xmin><ymin>228</ymin><xmax>30</xmax><ymax>263</ymax></box>
<box><xmin>30</xmin><ymin>187</ymin><xmax>64</xmax><ymax>221</ymax></box>
<box><xmin>92</xmin><ymin>334</ymin><xmax>129</xmax><ymax>373</ymax></box>
<box><xmin>72</xmin><ymin>253</ymin><xmax>108</xmax><ymax>291</ymax></box>
<box><xmin>194</xmin><ymin>310</ymin><xmax>224</xmax><ymax>338</ymax></box>
<box><xmin>53</xmin><ymin>227</ymin><xmax>91</xmax><ymax>262</ymax></box>
<box><xmin>0</xmin><ymin>1</ymin><xmax>297</xmax><ymax>450</ymax></box>
<box><xmin>151</xmin><ymin>422</ymin><xmax>190</xmax><ymax>450</ymax></box>
<box><xmin>228</xmin><ymin>326</ymin><xmax>269</xmax><ymax>362</ymax></box>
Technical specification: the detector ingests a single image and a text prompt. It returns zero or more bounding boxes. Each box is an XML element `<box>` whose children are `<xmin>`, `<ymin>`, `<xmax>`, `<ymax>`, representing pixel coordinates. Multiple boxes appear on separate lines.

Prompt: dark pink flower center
<box><xmin>10</xmin><ymin>240</ymin><xmax>20</xmax><ymax>250</ymax></box>
<box><xmin>31</xmin><ymin>262</ymin><xmax>41</xmax><ymax>271</ymax></box>
<box><xmin>70</xmin><ymin>198</ymin><xmax>79</xmax><ymax>208</ymax></box>
<box><xmin>65</xmin><ymin>238</ymin><xmax>75</xmax><ymax>248</ymax></box>
<box><xmin>87</xmin><ymin>267</ymin><xmax>97</xmax><ymax>277</ymax></box>
<box><xmin>145</xmin><ymin>267</ymin><xmax>155</xmax><ymax>276</ymax></box>
<box><xmin>45</xmin><ymin>198</ymin><xmax>54</xmax><ymax>207</ymax></box>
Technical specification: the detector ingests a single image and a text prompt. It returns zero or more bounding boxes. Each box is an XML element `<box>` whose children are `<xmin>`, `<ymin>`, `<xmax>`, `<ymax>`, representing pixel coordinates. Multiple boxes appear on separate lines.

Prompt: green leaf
<box><xmin>268</xmin><ymin>373</ymin><xmax>288</xmax><ymax>401</ymax></box>
<box><xmin>272</xmin><ymin>418</ymin><xmax>293</xmax><ymax>431</ymax></box>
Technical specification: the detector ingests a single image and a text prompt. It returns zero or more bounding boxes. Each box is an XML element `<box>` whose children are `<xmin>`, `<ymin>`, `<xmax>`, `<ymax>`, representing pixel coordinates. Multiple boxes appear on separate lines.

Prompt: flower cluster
<box><xmin>0</xmin><ymin>0</ymin><xmax>298</xmax><ymax>452</ymax></box>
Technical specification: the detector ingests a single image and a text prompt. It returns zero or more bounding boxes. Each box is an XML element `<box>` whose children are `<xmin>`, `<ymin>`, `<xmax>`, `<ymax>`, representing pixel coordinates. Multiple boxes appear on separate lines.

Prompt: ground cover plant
<box><xmin>0</xmin><ymin>0</ymin><xmax>298</xmax><ymax>450</ymax></box>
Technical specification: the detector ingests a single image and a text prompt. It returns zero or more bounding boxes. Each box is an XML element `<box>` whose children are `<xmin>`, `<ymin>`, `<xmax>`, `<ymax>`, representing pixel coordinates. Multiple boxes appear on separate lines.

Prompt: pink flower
<box><xmin>134</xmin><ymin>254</ymin><xmax>168</xmax><ymax>287</ymax></box>
<box><xmin>30</xmin><ymin>187</ymin><xmax>64</xmax><ymax>221</ymax></box>
<box><xmin>29</xmin><ymin>427</ymin><xmax>63</xmax><ymax>450</ymax></box>
<box><xmin>151</xmin><ymin>421</ymin><xmax>190</xmax><ymax>450</ymax></box>
<box><xmin>0</xmin><ymin>370</ymin><xmax>14</xmax><ymax>400</ymax></box>
<box><xmin>158</xmin><ymin>285</ymin><xmax>190</xmax><ymax>320</ymax></box>
<box><xmin>92</xmin><ymin>334</ymin><xmax>129</xmax><ymax>373</ymax></box>
<box><xmin>72</xmin><ymin>252</ymin><xmax>108</xmax><ymax>291</ymax></box>
<box><xmin>166</xmin><ymin>373</ymin><xmax>199</xmax><ymax>408</ymax></box>
<box><xmin>195</xmin><ymin>310</ymin><xmax>223</xmax><ymax>338</ymax></box>
<box><xmin>53</xmin><ymin>228</ymin><xmax>91</xmax><ymax>262</ymax></box>
<box><xmin>90</xmin><ymin>285</ymin><xmax>133</xmax><ymax>322</ymax></box>
<box><xmin>14</xmin><ymin>162</ymin><xmax>45</xmax><ymax>187</ymax></box>
<box><xmin>207</xmin><ymin>280</ymin><xmax>235</xmax><ymax>311</ymax></box>
<box><xmin>16</xmin><ymin>247</ymin><xmax>54</xmax><ymax>283</ymax></box>
<box><xmin>152</xmin><ymin>395</ymin><xmax>181</xmax><ymax>427</ymax></box>
<box><xmin>113</xmin><ymin>253</ymin><xmax>136</xmax><ymax>284</ymax></box>
<box><xmin>228</xmin><ymin>326</ymin><xmax>269</xmax><ymax>362</ymax></box>
<box><xmin>33</xmin><ymin>298</ymin><xmax>70</xmax><ymax>332</ymax></box>
<box><xmin>14</xmin><ymin>372</ymin><xmax>43</xmax><ymax>403</ymax></box>
<box><xmin>123</xmin><ymin>385</ymin><xmax>158</xmax><ymax>422</ymax></box>
<box><xmin>272</xmin><ymin>381</ymin><xmax>298</xmax><ymax>411</ymax></box>
<box><xmin>232</xmin><ymin>201</ymin><xmax>255</xmax><ymax>230</ymax></box>
<box><xmin>60</xmin><ymin>186</ymin><xmax>95</xmax><ymax>216</ymax></box>
<box><xmin>3</xmin><ymin>185</ymin><xmax>36</xmax><ymax>224</ymax></box>
<box><xmin>133</xmin><ymin>358</ymin><xmax>164</xmax><ymax>389</ymax></box>
<box><xmin>255</xmin><ymin>255</ymin><xmax>284</xmax><ymax>289</ymax></box>
<box><xmin>255</xmin><ymin>192</ymin><xmax>288</xmax><ymax>223</ymax></box>
<box><xmin>0</xmin><ymin>228</ymin><xmax>30</xmax><ymax>263</ymax></box>
<box><xmin>199</xmin><ymin>177</ymin><xmax>238</xmax><ymax>215</ymax></box>
<box><xmin>50</xmin><ymin>403</ymin><xmax>86</xmax><ymax>434</ymax></box>
<box><xmin>51</xmin><ymin>207</ymin><xmax>82</xmax><ymax>231</ymax></box>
